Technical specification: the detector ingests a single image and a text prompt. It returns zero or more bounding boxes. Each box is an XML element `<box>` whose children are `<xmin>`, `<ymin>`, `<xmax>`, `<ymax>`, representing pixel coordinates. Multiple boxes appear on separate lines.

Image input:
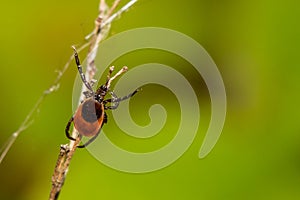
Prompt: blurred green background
<box><xmin>0</xmin><ymin>0</ymin><xmax>300</xmax><ymax>199</ymax></box>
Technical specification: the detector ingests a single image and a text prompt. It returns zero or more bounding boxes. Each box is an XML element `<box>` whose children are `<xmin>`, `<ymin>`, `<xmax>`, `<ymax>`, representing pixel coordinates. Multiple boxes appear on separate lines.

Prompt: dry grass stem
<box><xmin>0</xmin><ymin>0</ymin><xmax>137</xmax><ymax>166</ymax></box>
<box><xmin>49</xmin><ymin>1</ymin><xmax>138</xmax><ymax>199</ymax></box>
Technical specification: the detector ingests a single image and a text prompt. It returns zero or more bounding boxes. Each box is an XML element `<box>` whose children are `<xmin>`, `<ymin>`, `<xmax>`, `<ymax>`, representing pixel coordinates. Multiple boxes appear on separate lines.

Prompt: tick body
<box><xmin>65</xmin><ymin>47</ymin><xmax>139</xmax><ymax>148</ymax></box>
<box><xmin>73</xmin><ymin>98</ymin><xmax>105</xmax><ymax>137</ymax></box>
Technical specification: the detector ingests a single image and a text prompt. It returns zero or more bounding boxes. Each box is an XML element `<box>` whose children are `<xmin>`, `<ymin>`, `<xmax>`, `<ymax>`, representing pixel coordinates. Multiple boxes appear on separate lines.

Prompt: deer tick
<box><xmin>65</xmin><ymin>47</ymin><xmax>139</xmax><ymax>148</ymax></box>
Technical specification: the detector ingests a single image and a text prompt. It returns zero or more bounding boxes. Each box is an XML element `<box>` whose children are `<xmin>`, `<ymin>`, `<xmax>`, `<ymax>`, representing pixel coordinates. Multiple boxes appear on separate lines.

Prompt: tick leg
<box><xmin>77</xmin><ymin>125</ymin><xmax>104</xmax><ymax>148</ymax></box>
<box><xmin>103</xmin><ymin>88</ymin><xmax>140</xmax><ymax>110</ymax></box>
<box><xmin>103</xmin><ymin>91</ymin><xmax>120</xmax><ymax>109</ymax></box>
<box><xmin>117</xmin><ymin>88</ymin><xmax>140</xmax><ymax>101</ymax></box>
<box><xmin>65</xmin><ymin>116</ymin><xmax>76</xmax><ymax>141</ymax></box>
<box><xmin>76</xmin><ymin>135</ymin><xmax>98</xmax><ymax>148</ymax></box>
<box><xmin>83</xmin><ymin>91</ymin><xmax>93</xmax><ymax>99</ymax></box>
<box><xmin>72</xmin><ymin>46</ymin><xmax>94</xmax><ymax>93</ymax></box>
<box><xmin>105</xmin><ymin>66</ymin><xmax>128</xmax><ymax>89</ymax></box>
<box><xmin>106</xmin><ymin>66</ymin><xmax>115</xmax><ymax>84</ymax></box>
<box><xmin>103</xmin><ymin>112</ymin><xmax>108</xmax><ymax>124</ymax></box>
<box><xmin>104</xmin><ymin>103</ymin><xmax>119</xmax><ymax>110</ymax></box>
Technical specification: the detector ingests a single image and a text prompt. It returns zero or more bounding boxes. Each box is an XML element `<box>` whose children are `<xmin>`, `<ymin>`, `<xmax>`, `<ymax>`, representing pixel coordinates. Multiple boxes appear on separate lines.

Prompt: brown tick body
<box><xmin>73</xmin><ymin>98</ymin><xmax>105</xmax><ymax>137</ymax></box>
<box><xmin>65</xmin><ymin>47</ymin><xmax>139</xmax><ymax>148</ymax></box>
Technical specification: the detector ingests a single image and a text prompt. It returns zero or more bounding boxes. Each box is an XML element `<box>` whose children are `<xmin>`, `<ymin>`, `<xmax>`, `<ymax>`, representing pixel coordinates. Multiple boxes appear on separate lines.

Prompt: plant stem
<box><xmin>48</xmin><ymin>1</ymin><xmax>138</xmax><ymax>199</ymax></box>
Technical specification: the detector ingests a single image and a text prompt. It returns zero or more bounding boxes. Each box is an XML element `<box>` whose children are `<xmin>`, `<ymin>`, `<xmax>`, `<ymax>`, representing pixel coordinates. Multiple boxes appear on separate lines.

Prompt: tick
<box><xmin>65</xmin><ymin>47</ymin><xmax>139</xmax><ymax>148</ymax></box>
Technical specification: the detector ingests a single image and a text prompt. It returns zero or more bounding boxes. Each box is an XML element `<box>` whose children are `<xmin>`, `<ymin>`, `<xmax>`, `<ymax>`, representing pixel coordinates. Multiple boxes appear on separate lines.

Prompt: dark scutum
<box><xmin>81</xmin><ymin>99</ymin><xmax>103</xmax><ymax>123</ymax></box>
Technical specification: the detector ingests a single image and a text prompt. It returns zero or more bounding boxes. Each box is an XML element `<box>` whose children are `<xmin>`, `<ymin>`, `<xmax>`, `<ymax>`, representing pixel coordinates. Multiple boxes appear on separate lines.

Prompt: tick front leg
<box><xmin>103</xmin><ymin>88</ymin><xmax>140</xmax><ymax>110</ymax></box>
<box><xmin>115</xmin><ymin>88</ymin><xmax>140</xmax><ymax>102</ymax></box>
<box><xmin>72</xmin><ymin>46</ymin><xmax>94</xmax><ymax>93</ymax></box>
